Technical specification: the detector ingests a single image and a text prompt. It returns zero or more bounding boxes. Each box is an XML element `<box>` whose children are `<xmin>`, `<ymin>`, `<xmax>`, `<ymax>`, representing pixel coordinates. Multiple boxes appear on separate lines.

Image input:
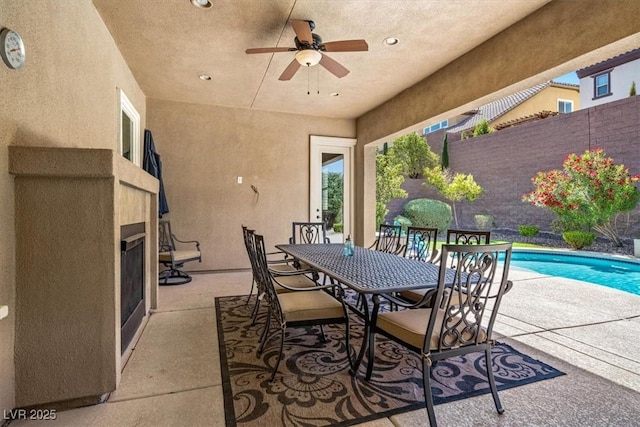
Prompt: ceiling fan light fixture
<box><xmin>190</xmin><ymin>0</ymin><xmax>212</xmax><ymax>9</ymax></box>
<box><xmin>295</xmin><ymin>49</ymin><xmax>322</xmax><ymax>67</ymax></box>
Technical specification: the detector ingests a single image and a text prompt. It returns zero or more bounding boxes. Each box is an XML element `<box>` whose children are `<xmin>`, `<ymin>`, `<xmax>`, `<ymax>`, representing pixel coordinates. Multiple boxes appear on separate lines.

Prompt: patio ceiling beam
<box><xmin>355</xmin><ymin>0</ymin><xmax>640</xmax><ymax>146</ymax></box>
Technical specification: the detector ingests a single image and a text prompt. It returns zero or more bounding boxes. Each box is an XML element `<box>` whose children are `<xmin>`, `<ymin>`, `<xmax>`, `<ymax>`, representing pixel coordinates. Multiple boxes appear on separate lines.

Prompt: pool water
<box><xmin>509</xmin><ymin>251</ymin><xmax>640</xmax><ymax>296</ymax></box>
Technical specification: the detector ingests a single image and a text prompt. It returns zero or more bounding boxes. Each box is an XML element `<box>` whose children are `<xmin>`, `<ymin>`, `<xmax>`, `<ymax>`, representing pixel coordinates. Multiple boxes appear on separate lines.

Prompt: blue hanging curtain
<box><xmin>143</xmin><ymin>129</ymin><xmax>170</xmax><ymax>217</ymax></box>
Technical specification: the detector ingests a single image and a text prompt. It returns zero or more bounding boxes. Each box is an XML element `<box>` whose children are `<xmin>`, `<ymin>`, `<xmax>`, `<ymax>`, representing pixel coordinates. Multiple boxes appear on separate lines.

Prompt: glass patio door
<box><xmin>310</xmin><ymin>136</ymin><xmax>356</xmax><ymax>243</ymax></box>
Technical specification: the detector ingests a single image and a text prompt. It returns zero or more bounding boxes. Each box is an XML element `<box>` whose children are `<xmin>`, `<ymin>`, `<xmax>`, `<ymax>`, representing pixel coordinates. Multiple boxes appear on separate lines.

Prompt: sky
<box><xmin>323</xmin><ymin>159</ymin><xmax>344</xmax><ymax>174</ymax></box>
<box><xmin>552</xmin><ymin>71</ymin><xmax>579</xmax><ymax>85</ymax></box>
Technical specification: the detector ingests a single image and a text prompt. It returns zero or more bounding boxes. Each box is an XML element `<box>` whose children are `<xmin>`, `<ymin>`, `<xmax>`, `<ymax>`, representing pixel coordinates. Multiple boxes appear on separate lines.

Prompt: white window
<box><xmin>120</xmin><ymin>89</ymin><xmax>141</xmax><ymax>166</ymax></box>
<box><xmin>593</xmin><ymin>72</ymin><xmax>611</xmax><ymax>99</ymax></box>
<box><xmin>423</xmin><ymin>120</ymin><xmax>449</xmax><ymax>135</ymax></box>
<box><xmin>558</xmin><ymin>99</ymin><xmax>573</xmax><ymax>113</ymax></box>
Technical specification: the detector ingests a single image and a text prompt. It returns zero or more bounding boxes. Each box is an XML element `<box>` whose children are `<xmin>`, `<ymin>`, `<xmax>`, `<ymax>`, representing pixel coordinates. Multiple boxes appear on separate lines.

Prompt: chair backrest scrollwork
<box><xmin>444</xmin><ymin>229</ymin><xmax>491</xmax><ymax>267</ymax></box>
<box><xmin>374</xmin><ymin>224</ymin><xmax>403</xmax><ymax>254</ymax></box>
<box><xmin>290</xmin><ymin>222</ymin><xmax>330</xmax><ymax>244</ymax></box>
<box><xmin>403</xmin><ymin>226</ymin><xmax>438</xmax><ymax>263</ymax></box>
<box><xmin>426</xmin><ymin>243</ymin><xmax>512</xmax><ymax>353</ymax></box>
<box><xmin>253</xmin><ymin>233</ymin><xmax>284</xmax><ymax>324</ymax></box>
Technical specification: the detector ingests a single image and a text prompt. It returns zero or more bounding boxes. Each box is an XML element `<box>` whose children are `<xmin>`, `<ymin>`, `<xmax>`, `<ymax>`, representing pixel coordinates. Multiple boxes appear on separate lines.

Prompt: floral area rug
<box><xmin>216</xmin><ymin>295</ymin><xmax>564</xmax><ymax>427</ymax></box>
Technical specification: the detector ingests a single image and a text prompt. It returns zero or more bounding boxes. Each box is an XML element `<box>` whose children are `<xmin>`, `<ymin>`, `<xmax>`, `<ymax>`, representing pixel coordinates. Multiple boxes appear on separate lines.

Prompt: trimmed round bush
<box><xmin>333</xmin><ymin>223</ymin><xmax>343</xmax><ymax>233</ymax></box>
<box><xmin>562</xmin><ymin>231</ymin><xmax>595</xmax><ymax>249</ymax></box>
<box><xmin>403</xmin><ymin>199</ymin><xmax>452</xmax><ymax>231</ymax></box>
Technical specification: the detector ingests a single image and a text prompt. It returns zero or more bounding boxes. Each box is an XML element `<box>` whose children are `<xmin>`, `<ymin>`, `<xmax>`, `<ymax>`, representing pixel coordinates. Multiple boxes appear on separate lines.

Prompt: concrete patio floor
<box><xmin>12</xmin><ymin>265</ymin><xmax>640</xmax><ymax>426</ymax></box>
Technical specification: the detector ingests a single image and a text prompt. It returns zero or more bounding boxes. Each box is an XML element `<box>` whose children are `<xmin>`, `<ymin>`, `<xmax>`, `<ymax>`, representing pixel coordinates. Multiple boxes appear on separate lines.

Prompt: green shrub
<box><xmin>473</xmin><ymin>119</ymin><xmax>494</xmax><ymax>137</ymax></box>
<box><xmin>333</xmin><ymin>223</ymin><xmax>343</xmax><ymax>233</ymax></box>
<box><xmin>474</xmin><ymin>214</ymin><xmax>494</xmax><ymax>230</ymax></box>
<box><xmin>519</xmin><ymin>225</ymin><xmax>539</xmax><ymax>237</ymax></box>
<box><xmin>562</xmin><ymin>231</ymin><xmax>595</xmax><ymax>249</ymax></box>
<box><xmin>394</xmin><ymin>215</ymin><xmax>412</xmax><ymax>233</ymax></box>
<box><xmin>403</xmin><ymin>198</ymin><xmax>452</xmax><ymax>231</ymax></box>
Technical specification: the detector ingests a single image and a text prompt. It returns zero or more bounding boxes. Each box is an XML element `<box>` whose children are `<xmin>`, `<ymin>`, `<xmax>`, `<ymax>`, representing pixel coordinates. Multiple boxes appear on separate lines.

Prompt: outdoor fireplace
<box><xmin>121</xmin><ymin>223</ymin><xmax>146</xmax><ymax>354</ymax></box>
<box><xmin>9</xmin><ymin>146</ymin><xmax>159</xmax><ymax>407</ymax></box>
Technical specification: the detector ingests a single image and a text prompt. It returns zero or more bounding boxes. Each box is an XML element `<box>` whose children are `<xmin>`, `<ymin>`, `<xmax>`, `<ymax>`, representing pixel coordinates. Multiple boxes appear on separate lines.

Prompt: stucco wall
<box><xmin>0</xmin><ymin>0</ymin><xmax>145</xmax><ymax>412</ymax></box>
<box><xmin>146</xmin><ymin>98</ymin><xmax>355</xmax><ymax>271</ymax></box>
<box><xmin>0</xmin><ymin>0</ymin><xmax>638</xmax><ymax>413</ymax></box>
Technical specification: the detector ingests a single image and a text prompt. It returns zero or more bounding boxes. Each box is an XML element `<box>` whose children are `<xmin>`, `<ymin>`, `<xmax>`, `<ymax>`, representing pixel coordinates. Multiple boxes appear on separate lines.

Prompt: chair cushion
<box><xmin>377</xmin><ymin>308</ymin><xmax>486</xmax><ymax>350</ymax></box>
<box><xmin>159</xmin><ymin>250</ymin><xmax>200</xmax><ymax>263</ymax></box>
<box><xmin>274</xmin><ymin>275</ymin><xmax>317</xmax><ymax>293</ymax></box>
<box><xmin>377</xmin><ymin>309</ymin><xmax>431</xmax><ymax>349</ymax></box>
<box><xmin>296</xmin><ymin>261</ymin><xmax>313</xmax><ymax>271</ymax></box>
<box><xmin>279</xmin><ymin>291</ymin><xmax>345</xmax><ymax>323</ymax></box>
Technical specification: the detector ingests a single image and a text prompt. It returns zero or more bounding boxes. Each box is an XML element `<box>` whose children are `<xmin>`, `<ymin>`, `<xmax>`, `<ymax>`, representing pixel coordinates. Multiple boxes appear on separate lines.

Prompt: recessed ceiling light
<box><xmin>383</xmin><ymin>37</ymin><xmax>399</xmax><ymax>46</ymax></box>
<box><xmin>190</xmin><ymin>0</ymin><xmax>212</xmax><ymax>9</ymax></box>
<box><xmin>199</xmin><ymin>74</ymin><xmax>212</xmax><ymax>81</ymax></box>
<box><xmin>329</xmin><ymin>92</ymin><xmax>340</xmax><ymax>97</ymax></box>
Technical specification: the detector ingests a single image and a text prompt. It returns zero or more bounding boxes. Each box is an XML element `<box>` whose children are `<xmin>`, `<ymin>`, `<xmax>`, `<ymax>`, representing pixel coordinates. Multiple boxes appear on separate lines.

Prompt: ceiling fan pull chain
<box><xmin>307</xmin><ymin>67</ymin><xmax>310</xmax><ymax>95</ymax></box>
<box><xmin>317</xmin><ymin>67</ymin><xmax>320</xmax><ymax>95</ymax></box>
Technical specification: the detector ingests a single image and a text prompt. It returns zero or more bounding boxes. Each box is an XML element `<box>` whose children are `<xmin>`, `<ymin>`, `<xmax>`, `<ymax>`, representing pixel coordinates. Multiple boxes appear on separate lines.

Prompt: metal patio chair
<box><xmin>158</xmin><ymin>219</ymin><xmax>201</xmax><ymax>285</ymax></box>
<box><xmin>253</xmin><ymin>233</ymin><xmax>353</xmax><ymax>381</ymax></box>
<box><xmin>365</xmin><ymin>242</ymin><xmax>513</xmax><ymax>426</ymax></box>
<box><xmin>242</xmin><ymin>226</ymin><xmax>317</xmax><ymax>324</ymax></box>
<box><xmin>371</xmin><ymin>223</ymin><xmax>404</xmax><ymax>255</ymax></box>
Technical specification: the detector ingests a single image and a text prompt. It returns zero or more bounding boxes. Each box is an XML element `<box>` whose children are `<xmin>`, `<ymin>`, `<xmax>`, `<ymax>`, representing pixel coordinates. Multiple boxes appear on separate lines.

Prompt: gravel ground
<box><xmin>491</xmin><ymin>228</ymin><xmax>635</xmax><ymax>256</ymax></box>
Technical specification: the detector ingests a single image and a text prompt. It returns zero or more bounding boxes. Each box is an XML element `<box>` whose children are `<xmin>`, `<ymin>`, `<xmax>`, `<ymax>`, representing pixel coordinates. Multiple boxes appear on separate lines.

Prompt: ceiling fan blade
<box><xmin>319</xmin><ymin>53</ymin><xmax>349</xmax><ymax>78</ymax></box>
<box><xmin>321</xmin><ymin>40</ymin><xmax>369</xmax><ymax>52</ymax></box>
<box><xmin>279</xmin><ymin>58</ymin><xmax>302</xmax><ymax>81</ymax></box>
<box><xmin>245</xmin><ymin>47</ymin><xmax>294</xmax><ymax>54</ymax></box>
<box><xmin>291</xmin><ymin>20</ymin><xmax>313</xmax><ymax>43</ymax></box>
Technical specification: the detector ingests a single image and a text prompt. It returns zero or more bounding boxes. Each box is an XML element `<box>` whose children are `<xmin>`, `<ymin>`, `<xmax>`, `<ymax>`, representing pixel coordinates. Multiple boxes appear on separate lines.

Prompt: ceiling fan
<box><xmin>245</xmin><ymin>19</ymin><xmax>368</xmax><ymax>81</ymax></box>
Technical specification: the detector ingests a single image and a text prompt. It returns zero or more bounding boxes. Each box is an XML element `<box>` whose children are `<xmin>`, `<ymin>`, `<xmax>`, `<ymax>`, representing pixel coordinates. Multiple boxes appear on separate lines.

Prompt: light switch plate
<box><xmin>0</xmin><ymin>305</ymin><xmax>7</xmax><ymax>320</ymax></box>
<box><xmin>237</xmin><ymin>176</ymin><xmax>243</xmax><ymax>184</ymax></box>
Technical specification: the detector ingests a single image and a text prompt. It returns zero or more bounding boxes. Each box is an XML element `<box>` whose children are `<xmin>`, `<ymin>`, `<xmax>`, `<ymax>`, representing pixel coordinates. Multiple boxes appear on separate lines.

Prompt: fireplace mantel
<box><xmin>9</xmin><ymin>146</ymin><xmax>159</xmax><ymax>408</ymax></box>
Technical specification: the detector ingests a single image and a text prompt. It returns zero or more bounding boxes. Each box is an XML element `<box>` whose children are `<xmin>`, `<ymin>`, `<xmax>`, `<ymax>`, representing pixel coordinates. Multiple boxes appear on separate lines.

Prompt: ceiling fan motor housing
<box><xmin>294</xmin><ymin>33</ymin><xmax>323</xmax><ymax>51</ymax></box>
<box><xmin>245</xmin><ymin>19</ymin><xmax>367</xmax><ymax>80</ymax></box>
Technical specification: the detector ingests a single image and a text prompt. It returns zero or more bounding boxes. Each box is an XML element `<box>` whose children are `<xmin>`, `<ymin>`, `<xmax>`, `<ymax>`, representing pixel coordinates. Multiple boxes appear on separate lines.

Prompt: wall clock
<box><xmin>0</xmin><ymin>28</ymin><xmax>26</xmax><ymax>69</ymax></box>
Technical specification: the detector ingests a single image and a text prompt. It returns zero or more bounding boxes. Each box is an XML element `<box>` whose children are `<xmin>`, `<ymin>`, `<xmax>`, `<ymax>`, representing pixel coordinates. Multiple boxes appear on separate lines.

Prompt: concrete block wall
<box><xmin>386</xmin><ymin>96</ymin><xmax>640</xmax><ymax>237</ymax></box>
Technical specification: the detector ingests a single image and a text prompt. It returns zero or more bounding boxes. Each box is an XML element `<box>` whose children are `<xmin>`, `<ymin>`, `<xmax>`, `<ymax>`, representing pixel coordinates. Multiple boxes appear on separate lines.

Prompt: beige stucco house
<box><xmin>1</xmin><ymin>0</ymin><xmax>639</xmax><ymax>415</ymax></box>
<box><xmin>440</xmin><ymin>81</ymin><xmax>580</xmax><ymax>136</ymax></box>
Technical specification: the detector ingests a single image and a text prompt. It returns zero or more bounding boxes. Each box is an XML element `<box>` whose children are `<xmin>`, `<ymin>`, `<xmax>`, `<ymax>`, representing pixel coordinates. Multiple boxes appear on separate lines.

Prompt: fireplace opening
<box><xmin>121</xmin><ymin>223</ymin><xmax>146</xmax><ymax>354</ymax></box>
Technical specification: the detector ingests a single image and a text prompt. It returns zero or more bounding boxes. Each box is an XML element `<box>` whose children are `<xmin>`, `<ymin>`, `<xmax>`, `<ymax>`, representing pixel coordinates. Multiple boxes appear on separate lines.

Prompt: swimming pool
<box><xmin>509</xmin><ymin>250</ymin><xmax>640</xmax><ymax>296</ymax></box>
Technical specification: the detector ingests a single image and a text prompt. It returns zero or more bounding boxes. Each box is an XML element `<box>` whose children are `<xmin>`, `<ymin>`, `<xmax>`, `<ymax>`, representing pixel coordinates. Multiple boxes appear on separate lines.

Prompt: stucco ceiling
<box><xmin>92</xmin><ymin>0</ymin><xmax>550</xmax><ymax>120</ymax></box>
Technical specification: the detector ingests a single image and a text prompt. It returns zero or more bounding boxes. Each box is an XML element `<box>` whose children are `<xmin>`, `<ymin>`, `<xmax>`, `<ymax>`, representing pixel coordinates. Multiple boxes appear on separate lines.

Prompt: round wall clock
<box><xmin>0</xmin><ymin>28</ymin><xmax>26</xmax><ymax>69</ymax></box>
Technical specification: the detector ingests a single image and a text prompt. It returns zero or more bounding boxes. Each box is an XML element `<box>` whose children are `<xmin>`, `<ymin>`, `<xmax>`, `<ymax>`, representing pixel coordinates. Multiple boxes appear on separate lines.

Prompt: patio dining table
<box><xmin>275</xmin><ymin>243</ymin><xmax>458</xmax><ymax>375</ymax></box>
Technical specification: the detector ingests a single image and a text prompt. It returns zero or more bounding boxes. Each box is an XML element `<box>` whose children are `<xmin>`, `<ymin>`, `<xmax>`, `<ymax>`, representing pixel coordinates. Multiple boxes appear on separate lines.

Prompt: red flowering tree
<box><xmin>522</xmin><ymin>148</ymin><xmax>640</xmax><ymax>246</ymax></box>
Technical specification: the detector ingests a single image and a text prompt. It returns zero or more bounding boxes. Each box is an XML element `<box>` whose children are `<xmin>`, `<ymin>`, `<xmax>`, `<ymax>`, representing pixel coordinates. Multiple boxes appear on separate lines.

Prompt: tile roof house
<box><xmin>437</xmin><ymin>81</ymin><xmax>580</xmax><ymax>136</ymax></box>
<box><xmin>577</xmin><ymin>47</ymin><xmax>640</xmax><ymax>109</ymax></box>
